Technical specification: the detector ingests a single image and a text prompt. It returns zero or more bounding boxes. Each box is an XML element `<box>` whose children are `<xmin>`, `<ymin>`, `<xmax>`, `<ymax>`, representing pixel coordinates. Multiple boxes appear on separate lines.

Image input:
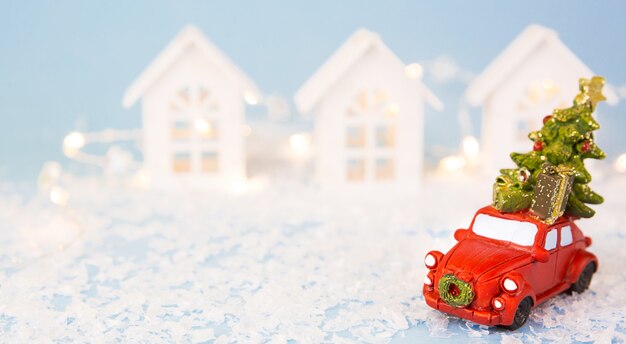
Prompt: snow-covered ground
<box><xmin>0</xmin><ymin>174</ymin><xmax>625</xmax><ymax>343</ymax></box>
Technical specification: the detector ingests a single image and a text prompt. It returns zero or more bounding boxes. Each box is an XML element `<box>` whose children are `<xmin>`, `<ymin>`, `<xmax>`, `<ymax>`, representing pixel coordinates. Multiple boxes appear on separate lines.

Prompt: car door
<box><xmin>534</xmin><ymin>227</ymin><xmax>559</xmax><ymax>294</ymax></box>
<box><xmin>555</xmin><ymin>225</ymin><xmax>577</xmax><ymax>284</ymax></box>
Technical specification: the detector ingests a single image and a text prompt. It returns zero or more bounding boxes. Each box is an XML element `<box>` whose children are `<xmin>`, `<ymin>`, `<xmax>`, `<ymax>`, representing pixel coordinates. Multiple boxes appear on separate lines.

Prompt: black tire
<box><xmin>505</xmin><ymin>297</ymin><xmax>532</xmax><ymax>331</ymax></box>
<box><xmin>570</xmin><ymin>262</ymin><xmax>595</xmax><ymax>294</ymax></box>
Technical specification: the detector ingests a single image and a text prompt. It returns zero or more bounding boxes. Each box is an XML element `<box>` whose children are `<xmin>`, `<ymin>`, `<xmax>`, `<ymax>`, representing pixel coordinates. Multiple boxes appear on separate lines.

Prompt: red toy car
<box><xmin>422</xmin><ymin>205</ymin><xmax>597</xmax><ymax>330</ymax></box>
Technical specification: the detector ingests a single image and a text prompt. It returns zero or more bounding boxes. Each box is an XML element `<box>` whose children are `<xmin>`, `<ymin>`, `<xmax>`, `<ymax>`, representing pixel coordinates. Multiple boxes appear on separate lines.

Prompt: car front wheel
<box><xmin>504</xmin><ymin>297</ymin><xmax>532</xmax><ymax>331</ymax></box>
<box><xmin>570</xmin><ymin>262</ymin><xmax>596</xmax><ymax>294</ymax></box>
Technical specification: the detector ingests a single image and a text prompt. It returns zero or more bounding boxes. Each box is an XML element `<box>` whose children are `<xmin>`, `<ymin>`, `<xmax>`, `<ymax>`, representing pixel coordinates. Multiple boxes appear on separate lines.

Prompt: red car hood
<box><xmin>441</xmin><ymin>238</ymin><xmax>529</xmax><ymax>280</ymax></box>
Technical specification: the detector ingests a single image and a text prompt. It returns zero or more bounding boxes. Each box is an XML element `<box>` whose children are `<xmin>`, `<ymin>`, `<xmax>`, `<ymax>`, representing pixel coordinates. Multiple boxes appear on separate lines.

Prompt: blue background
<box><xmin>1</xmin><ymin>0</ymin><xmax>626</xmax><ymax>181</ymax></box>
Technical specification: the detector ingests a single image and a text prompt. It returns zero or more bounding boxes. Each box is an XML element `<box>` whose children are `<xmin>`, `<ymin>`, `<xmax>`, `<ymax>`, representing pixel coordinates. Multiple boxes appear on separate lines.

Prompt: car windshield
<box><xmin>471</xmin><ymin>214</ymin><xmax>538</xmax><ymax>246</ymax></box>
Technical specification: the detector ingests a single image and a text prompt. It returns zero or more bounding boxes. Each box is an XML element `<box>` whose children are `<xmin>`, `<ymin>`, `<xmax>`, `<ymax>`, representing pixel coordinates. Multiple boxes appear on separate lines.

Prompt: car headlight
<box><xmin>500</xmin><ymin>272</ymin><xmax>524</xmax><ymax>295</ymax></box>
<box><xmin>425</xmin><ymin>254</ymin><xmax>436</xmax><ymax>268</ymax></box>
<box><xmin>424</xmin><ymin>251</ymin><xmax>443</xmax><ymax>269</ymax></box>
<box><xmin>492</xmin><ymin>297</ymin><xmax>505</xmax><ymax>311</ymax></box>
<box><xmin>503</xmin><ymin>278</ymin><xmax>518</xmax><ymax>292</ymax></box>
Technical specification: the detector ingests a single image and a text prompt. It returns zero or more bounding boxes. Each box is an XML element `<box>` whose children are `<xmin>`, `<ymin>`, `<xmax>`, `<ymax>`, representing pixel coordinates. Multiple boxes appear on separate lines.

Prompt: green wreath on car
<box><xmin>438</xmin><ymin>274</ymin><xmax>474</xmax><ymax>308</ymax></box>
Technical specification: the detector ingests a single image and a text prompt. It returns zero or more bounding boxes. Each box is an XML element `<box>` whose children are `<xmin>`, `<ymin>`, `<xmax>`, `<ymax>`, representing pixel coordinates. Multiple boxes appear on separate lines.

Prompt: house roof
<box><xmin>123</xmin><ymin>25</ymin><xmax>261</xmax><ymax>108</ymax></box>
<box><xmin>294</xmin><ymin>28</ymin><xmax>443</xmax><ymax>114</ymax></box>
<box><xmin>465</xmin><ymin>24</ymin><xmax>618</xmax><ymax>107</ymax></box>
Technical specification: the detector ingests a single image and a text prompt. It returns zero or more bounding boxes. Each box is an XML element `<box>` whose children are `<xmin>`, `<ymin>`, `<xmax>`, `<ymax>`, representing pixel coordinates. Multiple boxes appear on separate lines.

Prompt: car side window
<box><xmin>544</xmin><ymin>229</ymin><xmax>558</xmax><ymax>250</ymax></box>
<box><xmin>560</xmin><ymin>226</ymin><xmax>573</xmax><ymax>246</ymax></box>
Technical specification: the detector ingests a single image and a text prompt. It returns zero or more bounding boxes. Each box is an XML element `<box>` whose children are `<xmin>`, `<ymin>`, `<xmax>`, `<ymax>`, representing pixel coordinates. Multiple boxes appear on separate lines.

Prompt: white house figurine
<box><xmin>123</xmin><ymin>25</ymin><xmax>260</xmax><ymax>190</ymax></box>
<box><xmin>465</xmin><ymin>24</ymin><xmax>617</xmax><ymax>173</ymax></box>
<box><xmin>295</xmin><ymin>28</ymin><xmax>443</xmax><ymax>188</ymax></box>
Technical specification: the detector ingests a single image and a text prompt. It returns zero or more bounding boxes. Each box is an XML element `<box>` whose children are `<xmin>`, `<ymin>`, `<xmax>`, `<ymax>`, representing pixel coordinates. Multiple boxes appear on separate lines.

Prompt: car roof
<box><xmin>475</xmin><ymin>205</ymin><xmax>572</xmax><ymax>230</ymax></box>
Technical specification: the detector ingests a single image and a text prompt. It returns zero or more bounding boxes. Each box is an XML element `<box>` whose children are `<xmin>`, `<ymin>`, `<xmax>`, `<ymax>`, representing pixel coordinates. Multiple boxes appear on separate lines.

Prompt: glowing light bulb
<box><xmin>133</xmin><ymin>168</ymin><xmax>151</xmax><ymax>189</ymax></box>
<box><xmin>615</xmin><ymin>153</ymin><xmax>626</xmax><ymax>173</ymax></box>
<box><xmin>194</xmin><ymin>118</ymin><xmax>212</xmax><ymax>135</ymax></box>
<box><xmin>439</xmin><ymin>155</ymin><xmax>466</xmax><ymax>172</ymax></box>
<box><xmin>49</xmin><ymin>186</ymin><xmax>70</xmax><ymax>206</ymax></box>
<box><xmin>542</xmin><ymin>80</ymin><xmax>555</xmax><ymax>89</ymax></box>
<box><xmin>289</xmin><ymin>133</ymin><xmax>312</xmax><ymax>158</ymax></box>
<box><xmin>462</xmin><ymin>136</ymin><xmax>480</xmax><ymax>158</ymax></box>
<box><xmin>231</xmin><ymin>179</ymin><xmax>248</xmax><ymax>194</ymax></box>
<box><xmin>405</xmin><ymin>63</ymin><xmax>424</xmax><ymax>79</ymax></box>
<box><xmin>63</xmin><ymin>132</ymin><xmax>86</xmax><ymax>157</ymax></box>
<box><xmin>63</xmin><ymin>132</ymin><xmax>85</xmax><ymax>149</ymax></box>
<box><xmin>385</xmin><ymin>103</ymin><xmax>399</xmax><ymax>117</ymax></box>
<box><xmin>542</xmin><ymin>80</ymin><xmax>559</xmax><ymax>98</ymax></box>
<box><xmin>243</xmin><ymin>91</ymin><xmax>258</xmax><ymax>105</ymax></box>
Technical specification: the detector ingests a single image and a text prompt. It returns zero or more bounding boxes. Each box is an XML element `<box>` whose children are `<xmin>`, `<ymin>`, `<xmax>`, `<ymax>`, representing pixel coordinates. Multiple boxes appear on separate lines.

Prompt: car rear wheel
<box><xmin>504</xmin><ymin>297</ymin><xmax>532</xmax><ymax>331</ymax></box>
<box><xmin>570</xmin><ymin>262</ymin><xmax>595</xmax><ymax>294</ymax></box>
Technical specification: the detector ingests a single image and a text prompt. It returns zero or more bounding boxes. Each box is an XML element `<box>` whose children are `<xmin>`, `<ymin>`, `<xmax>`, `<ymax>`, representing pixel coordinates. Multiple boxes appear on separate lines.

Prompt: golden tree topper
<box><xmin>574</xmin><ymin>76</ymin><xmax>607</xmax><ymax>111</ymax></box>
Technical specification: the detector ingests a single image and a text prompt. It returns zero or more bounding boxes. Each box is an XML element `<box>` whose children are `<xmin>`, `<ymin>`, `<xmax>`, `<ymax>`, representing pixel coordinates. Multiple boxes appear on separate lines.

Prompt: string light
<box><xmin>194</xmin><ymin>118</ymin><xmax>213</xmax><ymax>135</ymax></box>
<box><xmin>63</xmin><ymin>132</ymin><xmax>86</xmax><ymax>157</ymax></box>
<box><xmin>57</xmin><ymin>126</ymin><xmax>144</xmax><ymax>274</ymax></box>
<box><xmin>230</xmin><ymin>176</ymin><xmax>268</xmax><ymax>195</ymax></box>
<box><xmin>133</xmin><ymin>168</ymin><xmax>151</xmax><ymax>189</ymax></box>
<box><xmin>231</xmin><ymin>179</ymin><xmax>248</xmax><ymax>194</ymax></box>
<box><xmin>289</xmin><ymin>133</ymin><xmax>312</xmax><ymax>158</ymax></box>
<box><xmin>542</xmin><ymin>80</ymin><xmax>555</xmax><ymax>89</ymax></box>
<box><xmin>405</xmin><ymin>63</ymin><xmax>424</xmax><ymax>79</ymax></box>
<box><xmin>385</xmin><ymin>103</ymin><xmax>400</xmax><ymax>117</ymax></box>
<box><xmin>542</xmin><ymin>79</ymin><xmax>559</xmax><ymax>97</ymax></box>
<box><xmin>61</xmin><ymin>128</ymin><xmax>142</xmax><ymax>173</ymax></box>
<box><xmin>243</xmin><ymin>91</ymin><xmax>259</xmax><ymax>105</ymax></box>
<box><xmin>49</xmin><ymin>186</ymin><xmax>70</xmax><ymax>206</ymax></box>
<box><xmin>439</xmin><ymin>155</ymin><xmax>466</xmax><ymax>172</ymax></box>
<box><xmin>462</xmin><ymin>136</ymin><xmax>480</xmax><ymax>158</ymax></box>
<box><xmin>615</xmin><ymin>153</ymin><xmax>626</xmax><ymax>173</ymax></box>
<box><xmin>63</xmin><ymin>131</ymin><xmax>86</xmax><ymax>149</ymax></box>
<box><xmin>0</xmin><ymin>163</ymin><xmax>89</xmax><ymax>278</ymax></box>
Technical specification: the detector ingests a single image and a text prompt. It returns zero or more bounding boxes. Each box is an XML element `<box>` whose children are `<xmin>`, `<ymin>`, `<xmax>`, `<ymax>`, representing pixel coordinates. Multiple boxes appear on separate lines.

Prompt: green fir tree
<box><xmin>493</xmin><ymin>76</ymin><xmax>607</xmax><ymax>218</ymax></box>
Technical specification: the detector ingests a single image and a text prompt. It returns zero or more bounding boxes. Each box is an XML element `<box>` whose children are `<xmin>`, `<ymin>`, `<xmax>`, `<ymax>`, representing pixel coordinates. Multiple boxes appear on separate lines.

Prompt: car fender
<box><xmin>500</xmin><ymin>283</ymin><xmax>536</xmax><ymax>325</ymax></box>
<box><xmin>566</xmin><ymin>251</ymin><xmax>598</xmax><ymax>284</ymax></box>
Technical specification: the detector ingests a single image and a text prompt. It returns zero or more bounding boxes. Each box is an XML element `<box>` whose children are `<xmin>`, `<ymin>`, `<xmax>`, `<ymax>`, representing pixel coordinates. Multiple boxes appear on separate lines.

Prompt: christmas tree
<box><xmin>493</xmin><ymin>76</ymin><xmax>607</xmax><ymax>218</ymax></box>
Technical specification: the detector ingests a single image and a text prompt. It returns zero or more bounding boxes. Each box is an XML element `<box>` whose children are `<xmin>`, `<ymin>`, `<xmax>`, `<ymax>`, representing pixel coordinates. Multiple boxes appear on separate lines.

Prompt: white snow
<box><xmin>0</xmin><ymin>174</ymin><xmax>625</xmax><ymax>342</ymax></box>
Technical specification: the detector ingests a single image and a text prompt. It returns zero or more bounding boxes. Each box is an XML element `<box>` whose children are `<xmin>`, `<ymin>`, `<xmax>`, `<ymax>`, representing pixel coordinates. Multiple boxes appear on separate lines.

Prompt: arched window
<box><xmin>168</xmin><ymin>84</ymin><xmax>221</xmax><ymax>174</ymax></box>
<box><xmin>344</xmin><ymin>89</ymin><xmax>397</xmax><ymax>181</ymax></box>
